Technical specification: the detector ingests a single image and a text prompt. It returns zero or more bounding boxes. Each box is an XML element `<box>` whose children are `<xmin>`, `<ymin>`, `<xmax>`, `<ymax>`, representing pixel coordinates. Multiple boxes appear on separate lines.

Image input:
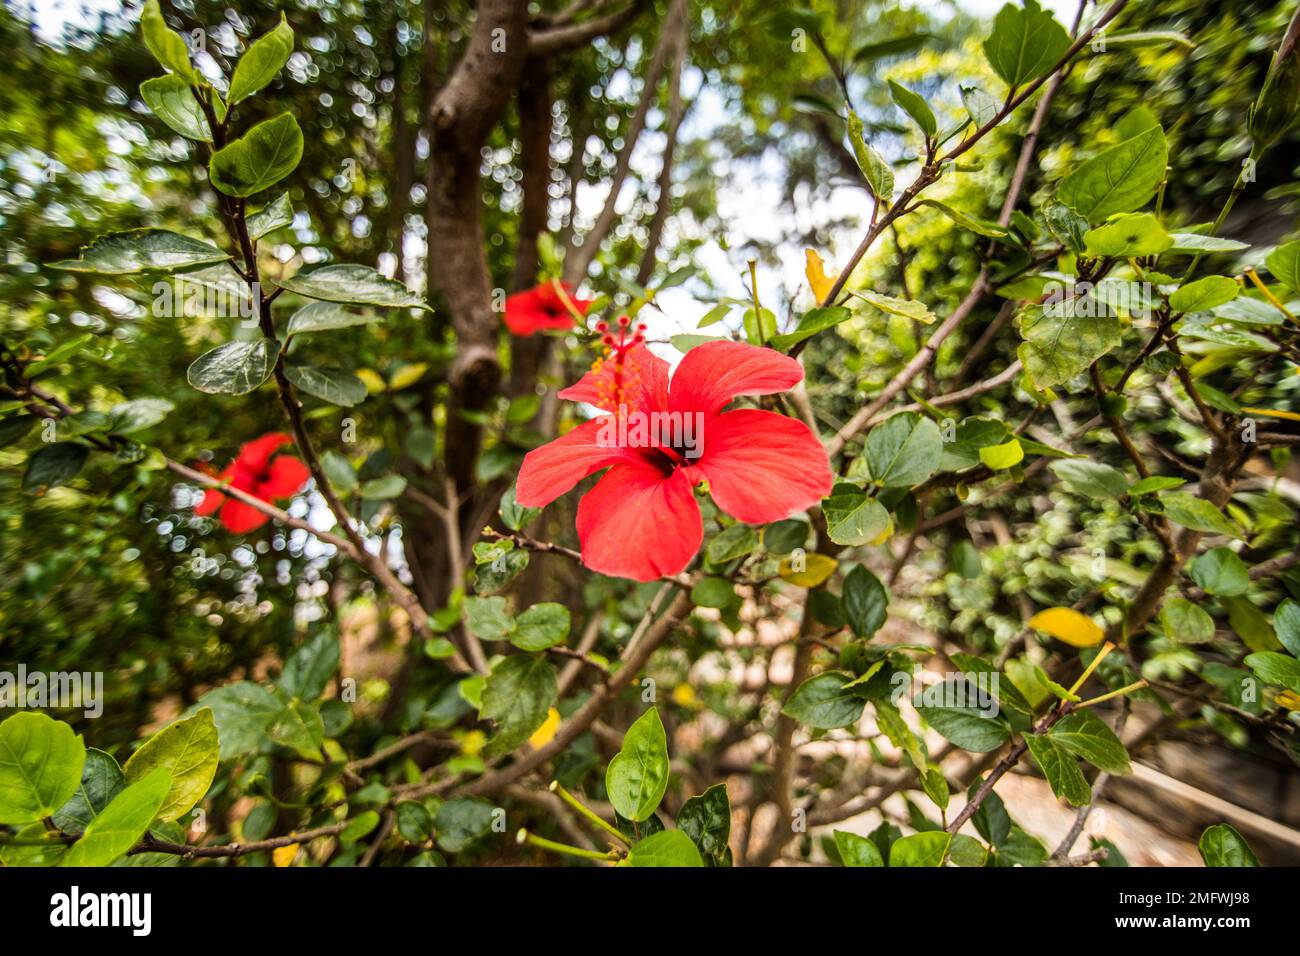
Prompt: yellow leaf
<box><xmin>805</xmin><ymin>249</ymin><xmax>834</xmax><ymax>304</ymax></box>
<box><xmin>458</xmin><ymin>729</ymin><xmax>487</xmax><ymax>756</ymax></box>
<box><xmin>528</xmin><ymin>707</ymin><xmax>561</xmax><ymax>749</ymax></box>
<box><xmin>355</xmin><ymin>368</ymin><xmax>386</xmax><ymax>394</ymax></box>
<box><xmin>1241</xmin><ymin>406</ymin><xmax>1300</xmax><ymax>423</ymax></box>
<box><xmin>779</xmin><ymin>552</ymin><xmax>837</xmax><ymax>588</ymax></box>
<box><xmin>388</xmin><ymin>362</ymin><xmax>429</xmax><ymax>390</ymax></box>
<box><xmin>1027</xmin><ymin>607</ymin><xmax>1105</xmax><ymax>647</ymax></box>
<box><xmin>1277</xmin><ymin>690</ymin><xmax>1300</xmax><ymax>712</ymax></box>
<box><xmin>272</xmin><ymin>843</ymin><xmax>299</xmax><ymax>867</ymax></box>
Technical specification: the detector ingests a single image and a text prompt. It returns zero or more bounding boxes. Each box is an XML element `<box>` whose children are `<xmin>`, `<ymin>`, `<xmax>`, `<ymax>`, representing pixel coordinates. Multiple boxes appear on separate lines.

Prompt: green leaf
<box><xmin>140</xmin><ymin>75</ymin><xmax>211</xmax><ymax>140</ymax></box>
<box><xmin>626</xmin><ymin>829</ymin><xmax>703</xmax><ymax>867</ymax></box>
<box><xmin>1083</xmin><ymin>213</ymin><xmax>1171</xmax><ymax>258</ymax></box>
<box><xmin>227</xmin><ymin>14</ymin><xmax>294</xmax><ymax>104</ymax></box>
<box><xmin>865</xmin><ymin>412</ymin><xmax>943</xmax><ymax>487</ymax></box>
<box><xmin>1245</xmin><ymin>651</ymin><xmax>1300</xmax><ymax>693</ymax></box>
<box><xmin>320</xmin><ymin>450</ymin><xmax>357</xmax><ymax>493</ymax></box>
<box><xmin>0</xmin><ymin>414</ymin><xmax>38</xmax><ymax>448</ymax></box>
<box><xmin>1170</xmin><ymin>275</ymin><xmax>1239</xmax><ymax>313</ymax></box>
<box><xmin>707</xmin><ymin>523</ymin><xmax>758</xmax><ymax>563</ymax></box>
<box><xmin>1018</xmin><ymin>299</ymin><xmax>1121</xmax><ymax>390</ymax></box>
<box><xmin>123</xmin><ymin>708</ymin><xmax>219</xmax><ymax>822</ymax></box>
<box><xmin>938</xmin><ymin>417</ymin><xmax>1008</xmax><ymax>470</ymax></box>
<box><xmin>276</xmin><ymin>264</ymin><xmax>430</xmax><ymax>310</ymax></box>
<box><xmin>782</xmin><ymin>672</ymin><xmax>866</xmax><ymax>729</ymax></box>
<box><xmin>889</xmin><ymin>831</ymin><xmax>951</xmax><ymax>867</ymax></box>
<box><xmin>481</xmin><ymin>655</ymin><xmax>556</xmax><ymax>756</ymax></box>
<box><xmin>22</xmin><ymin>442</ymin><xmax>89</xmax><ymax>493</ymax></box>
<box><xmin>887</xmin><ymin>80</ymin><xmax>936</xmax><ymax>138</ymax></box>
<box><xmin>605</xmin><ymin>708</ymin><xmax>670</xmax><ymax>822</ymax></box>
<box><xmin>914</xmin><ymin>677</ymin><xmax>1010</xmax><ymax>752</ymax></box>
<box><xmin>284</xmin><ymin>365</ymin><xmax>368</xmax><ymax>407</ymax></box>
<box><xmin>359</xmin><ymin>474</ymin><xmax>407</xmax><ymax>499</ymax></box>
<box><xmin>769</xmin><ymin>307</ymin><xmax>853</xmax><ymax>350</ymax></box>
<box><xmin>857</xmin><ymin>289</ymin><xmax>935</xmax><ymax>324</ymax></box>
<box><xmin>53</xmin><ymin>749</ymin><xmax>125</xmax><ymax>835</ymax></box>
<box><xmin>279</xmin><ymin>632</ymin><xmax>340</xmax><ymax>699</ymax></box>
<box><xmin>340</xmin><ymin>810</ymin><xmax>381</xmax><ymax>845</ymax></box>
<box><xmin>1197</xmin><ymin>824</ymin><xmax>1259</xmax><ymax>867</ymax></box>
<box><xmin>434</xmin><ymin>797</ymin><xmax>496</xmax><ymax>853</ymax></box>
<box><xmin>209</xmin><ymin>113</ymin><xmax>304</xmax><ymax>197</ymax></box>
<box><xmin>511</xmin><ymin>603</ymin><xmax>570</xmax><ymax>651</ymax></box>
<box><xmin>982</xmin><ymin>0</ymin><xmax>1070</xmax><ymax>89</ymax></box>
<box><xmin>1166</xmin><ymin>233</ymin><xmax>1249</xmax><ymax>255</ymax></box>
<box><xmin>917</xmin><ymin>200</ymin><xmax>1007</xmax><ymax>239</ymax></box>
<box><xmin>967</xmin><ymin>777</ymin><xmax>1012</xmax><ymax>847</ymax></box>
<box><xmin>1159</xmin><ymin>492</ymin><xmax>1242</xmax><ymax>537</ymax></box>
<box><xmin>267</xmin><ymin>695</ymin><xmax>325</xmax><ymax>760</ymax></box>
<box><xmin>1048</xmin><ymin>710</ymin><xmax>1131</xmax><ymax>774</ymax></box>
<box><xmin>1160</xmin><ymin>597</ymin><xmax>1215</xmax><ymax>644</ymax></box>
<box><xmin>500</xmin><ymin>484</ymin><xmax>541</xmax><ymax>531</ymax></box>
<box><xmin>107</xmin><ymin>398</ymin><xmax>174</xmax><ymax>435</ymax></box>
<box><xmin>847</xmin><ymin>110</ymin><xmax>894</xmax><ymax>203</ymax></box>
<box><xmin>187</xmin><ymin>339</ymin><xmax>277</xmax><ymax>395</ymax></box>
<box><xmin>1050</xmin><ymin>459</ymin><xmax>1127</xmax><ymax>498</ymax></box>
<box><xmin>1129</xmin><ymin>475</ymin><xmax>1185</xmax><ymax>495</ymax></box>
<box><xmin>1023</xmin><ymin>732</ymin><xmax>1091</xmax><ymax>806</ymax></box>
<box><xmin>978</xmin><ymin>438</ymin><xmax>1024</xmax><ymax>470</ymax></box>
<box><xmin>1189</xmin><ymin>547</ymin><xmax>1250</xmax><ymax>597</ymax></box>
<box><xmin>59</xmin><ymin>768</ymin><xmax>172</xmax><ymax>867</ymax></box>
<box><xmin>834</xmin><ymin>829</ymin><xmax>884</xmax><ymax>867</ymax></box>
<box><xmin>853</xmin><ymin>33</ymin><xmax>931</xmax><ymax>63</ymax></box>
<box><xmin>823</xmin><ymin>492</ymin><xmax>890</xmax><ymax>546</ymax></box>
<box><xmin>1265</xmin><ymin>239</ymin><xmax>1300</xmax><ymax>293</ymax></box>
<box><xmin>247</xmin><ymin>192</ymin><xmax>294</xmax><ymax>240</ymax></box>
<box><xmin>463</xmin><ymin>595</ymin><xmax>514</xmax><ymax>641</ymax></box>
<box><xmin>1275</xmin><ymin>600</ymin><xmax>1300</xmax><ymax>658</ymax></box>
<box><xmin>691</xmin><ymin>576</ymin><xmax>737</xmax><ymax>609</ymax></box>
<box><xmin>843</xmin><ymin>564</ymin><xmax>889</xmax><ymax>639</ymax></box>
<box><xmin>0</xmin><ymin>712</ymin><xmax>86</xmax><ymax>824</ymax></box>
<box><xmin>762</xmin><ymin>519</ymin><xmax>808</xmax><ymax>555</ymax></box>
<box><xmin>960</xmin><ymin>84</ymin><xmax>999</xmax><ymax>128</ymax></box>
<box><xmin>194</xmin><ymin>681</ymin><xmax>281</xmax><ymax>759</ymax></box>
<box><xmin>140</xmin><ymin>0</ymin><xmax>198</xmax><ymax>81</ymax></box>
<box><xmin>677</xmin><ymin>784</ymin><xmax>732</xmax><ymax>866</ymax></box>
<box><xmin>1058</xmin><ymin>123</ymin><xmax>1168</xmax><ymax>225</ymax></box>
<box><xmin>395</xmin><ymin>801</ymin><xmax>434</xmax><ymax>843</ymax></box>
<box><xmin>49</xmin><ymin>229</ymin><xmax>230</xmax><ymax>275</ymax></box>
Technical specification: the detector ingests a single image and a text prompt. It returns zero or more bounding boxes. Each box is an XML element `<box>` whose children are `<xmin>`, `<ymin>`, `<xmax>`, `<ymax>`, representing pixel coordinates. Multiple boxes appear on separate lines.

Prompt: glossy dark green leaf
<box><xmin>22</xmin><ymin>442</ymin><xmax>89</xmax><ymax>493</ymax></box>
<box><xmin>677</xmin><ymin>783</ymin><xmax>732</xmax><ymax>866</ymax></box>
<box><xmin>285</xmin><ymin>301</ymin><xmax>376</xmax><ymax>336</ymax></box>
<box><xmin>52</xmin><ymin>749</ymin><xmax>126</xmax><ymax>835</ymax></box>
<box><xmin>434</xmin><ymin>797</ymin><xmax>496</xmax><ymax>853</ymax></box>
<box><xmin>1197</xmin><ymin>823</ymin><xmax>1259</xmax><ymax>867</ymax></box>
<box><xmin>982</xmin><ymin>0</ymin><xmax>1070</xmax><ymax>89</ymax></box>
<box><xmin>782</xmin><ymin>672</ymin><xmax>866</xmax><ymax>729</ymax></box>
<box><xmin>1023</xmin><ymin>731</ymin><xmax>1091</xmax><ymax>806</ymax></box>
<box><xmin>843</xmin><ymin>564</ymin><xmax>889</xmax><ymax>639</ymax></box>
<box><xmin>279</xmin><ymin>632</ymin><xmax>340</xmax><ymax>700</ymax></box>
<box><xmin>284</xmin><ymin>365</ymin><xmax>367</xmax><ymax>407</ymax></box>
<box><xmin>914</xmin><ymin>676</ymin><xmax>1010</xmax><ymax>752</ymax></box>
<box><xmin>511</xmin><ymin>603</ymin><xmax>570</xmax><ymax>652</ymax></box>
<box><xmin>276</xmin><ymin>264</ymin><xmax>430</xmax><ymax>310</ymax></box>
<box><xmin>1048</xmin><ymin>709</ymin><xmax>1131</xmax><ymax>774</ymax></box>
<box><xmin>186</xmin><ymin>339</ymin><xmax>277</xmax><ymax>395</ymax></box>
<box><xmin>50</xmin><ymin>229</ymin><xmax>229</xmax><ymax>275</ymax></box>
<box><xmin>247</xmin><ymin>192</ymin><xmax>294</xmax><ymax>240</ymax></box>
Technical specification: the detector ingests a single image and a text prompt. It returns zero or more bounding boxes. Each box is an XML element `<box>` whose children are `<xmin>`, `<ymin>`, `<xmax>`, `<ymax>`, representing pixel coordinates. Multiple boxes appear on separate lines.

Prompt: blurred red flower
<box><xmin>504</xmin><ymin>281</ymin><xmax>593</xmax><ymax>336</ymax></box>
<box><xmin>516</xmin><ymin>322</ymin><xmax>833</xmax><ymax>581</ymax></box>
<box><xmin>194</xmin><ymin>432</ymin><xmax>311</xmax><ymax>533</ymax></box>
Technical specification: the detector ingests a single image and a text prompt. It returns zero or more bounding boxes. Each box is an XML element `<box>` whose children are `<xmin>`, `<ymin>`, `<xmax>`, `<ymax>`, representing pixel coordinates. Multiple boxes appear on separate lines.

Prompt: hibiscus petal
<box><xmin>689</xmin><ymin>409</ymin><xmax>833</xmax><ymax>524</ymax></box>
<box><xmin>219</xmin><ymin>498</ymin><xmax>271</xmax><ymax>534</ymax></box>
<box><xmin>557</xmin><ymin>341</ymin><xmax>670</xmax><ymax>415</ymax></box>
<box><xmin>237</xmin><ymin>432</ymin><xmax>294</xmax><ymax>474</ymax></box>
<box><xmin>516</xmin><ymin>417</ymin><xmax>629</xmax><ymax>508</ymax></box>
<box><xmin>194</xmin><ymin>488</ymin><xmax>226</xmax><ymax>517</ymax></box>
<box><xmin>576</xmin><ymin>459</ymin><xmax>702</xmax><ymax>582</ymax></box>
<box><xmin>669</xmin><ymin>341</ymin><xmax>804</xmax><ymax>416</ymax></box>
<box><xmin>259</xmin><ymin>455</ymin><xmax>311</xmax><ymax>499</ymax></box>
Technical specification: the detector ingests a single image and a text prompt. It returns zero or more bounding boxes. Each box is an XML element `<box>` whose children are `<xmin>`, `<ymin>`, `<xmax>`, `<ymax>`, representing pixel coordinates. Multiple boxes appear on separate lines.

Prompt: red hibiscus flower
<box><xmin>516</xmin><ymin>319</ymin><xmax>834</xmax><ymax>581</ymax></box>
<box><xmin>194</xmin><ymin>432</ymin><xmax>311</xmax><ymax>533</ymax></box>
<box><xmin>504</xmin><ymin>280</ymin><xmax>594</xmax><ymax>336</ymax></box>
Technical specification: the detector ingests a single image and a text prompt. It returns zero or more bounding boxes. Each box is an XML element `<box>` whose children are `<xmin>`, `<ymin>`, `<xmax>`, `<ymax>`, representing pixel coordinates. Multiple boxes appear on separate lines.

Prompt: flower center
<box><xmin>590</xmin><ymin>315</ymin><xmax>647</xmax><ymax>411</ymax></box>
